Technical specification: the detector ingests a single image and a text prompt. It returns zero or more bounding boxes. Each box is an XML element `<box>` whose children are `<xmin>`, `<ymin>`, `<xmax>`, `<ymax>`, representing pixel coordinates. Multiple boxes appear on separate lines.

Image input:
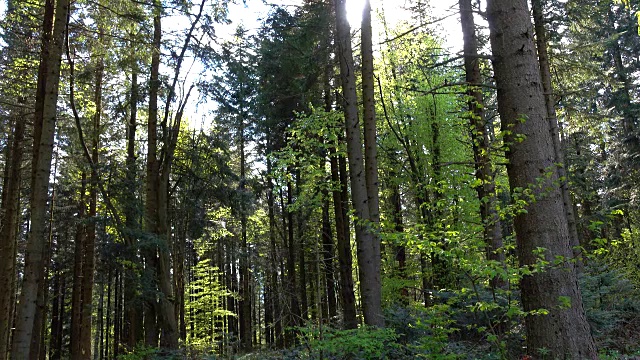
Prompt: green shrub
<box><xmin>580</xmin><ymin>262</ymin><xmax>640</xmax><ymax>353</ymax></box>
<box><xmin>298</xmin><ymin>325</ymin><xmax>400</xmax><ymax>359</ymax></box>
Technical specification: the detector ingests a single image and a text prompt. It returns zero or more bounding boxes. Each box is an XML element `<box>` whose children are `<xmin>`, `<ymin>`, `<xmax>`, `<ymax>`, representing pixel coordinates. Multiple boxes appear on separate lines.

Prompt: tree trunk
<box><xmin>145</xmin><ymin>1</ymin><xmax>179</xmax><ymax>348</ymax></box>
<box><xmin>486</xmin><ymin>0</ymin><xmax>597</xmax><ymax>357</ymax></box>
<box><xmin>361</xmin><ymin>0</ymin><xmax>381</xmax><ymax>227</ymax></box>
<box><xmin>11</xmin><ymin>0</ymin><xmax>68</xmax><ymax>357</ymax></box>
<box><xmin>266</xmin><ymin>158</ymin><xmax>283</xmax><ymax>347</ymax></box>
<box><xmin>531</xmin><ymin>0</ymin><xmax>581</xmax><ymax>263</ymax></box>
<box><xmin>389</xmin><ymin>182</ymin><xmax>408</xmax><ymax>300</ymax></box>
<box><xmin>459</xmin><ymin>0</ymin><xmax>505</xmax><ymax>287</ymax></box>
<box><xmin>106</xmin><ymin>269</ymin><xmax>112</xmax><ymax>360</ymax></box>
<box><xmin>296</xmin><ymin>174</ymin><xmax>308</xmax><ymax>322</ymax></box>
<box><xmin>0</xmin><ymin>110</ymin><xmax>25</xmax><ymax>360</ymax></box>
<box><xmin>123</xmin><ymin>52</ymin><xmax>142</xmax><ymax>350</ymax></box>
<box><xmin>111</xmin><ymin>269</ymin><xmax>118</xmax><ymax>358</ymax></box>
<box><xmin>75</xmin><ymin>44</ymin><xmax>104</xmax><ymax>360</ymax></box>
<box><xmin>144</xmin><ymin>3</ymin><xmax>162</xmax><ymax>347</ymax></box>
<box><xmin>71</xmin><ymin>173</ymin><xmax>87</xmax><ymax>359</ymax></box>
<box><xmin>49</xmin><ymin>269</ymin><xmax>64</xmax><ymax>360</ymax></box>
<box><xmin>334</xmin><ymin>0</ymin><xmax>383</xmax><ymax>328</ymax></box>
<box><xmin>321</xmin><ymin>196</ymin><xmax>337</xmax><ymax>320</ymax></box>
<box><xmin>239</xmin><ymin>115</ymin><xmax>252</xmax><ymax>351</ymax></box>
<box><xmin>330</xmin><ymin>153</ymin><xmax>357</xmax><ymax>329</ymax></box>
<box><xmin>173</xmin><ymin>217</ymin><xmax>186</xmax><ymax>342</ymax></box>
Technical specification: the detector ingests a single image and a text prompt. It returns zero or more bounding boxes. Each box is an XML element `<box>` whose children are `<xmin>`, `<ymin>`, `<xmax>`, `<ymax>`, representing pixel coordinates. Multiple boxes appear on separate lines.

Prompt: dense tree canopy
<box><xmin>0</xmin><ymin>0</ymin><xmax>639</xmax><ymax>359</ymax></box>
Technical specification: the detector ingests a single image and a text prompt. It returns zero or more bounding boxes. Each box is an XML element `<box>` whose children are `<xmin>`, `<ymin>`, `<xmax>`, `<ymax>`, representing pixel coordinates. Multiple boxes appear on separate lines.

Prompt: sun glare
<box><xmin>346</xmin><ymin>0</ymin><xmax>366</xmax><ymax>28</ymax></box>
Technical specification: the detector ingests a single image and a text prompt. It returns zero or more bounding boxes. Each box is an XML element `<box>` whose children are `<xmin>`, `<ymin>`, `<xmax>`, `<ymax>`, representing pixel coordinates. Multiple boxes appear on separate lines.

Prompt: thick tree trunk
<box><xmin>486</xmin><ymin>0</ymin><xmax>597</xmax><ymax>358</ymax></box>
<box><xmin>145</xmin><ymin>2</ymin><xmax>179</xmax><ymax>348</ymax></box>
<box><xmin>334</xmin><ymin>0</ymin><xmax>383</xmax><ymax>328</ymax></box>
<box><xmin>459</xmin><ymin>0</ymin><xmax>505</xmax><ymax>286</ymax></box>
<box><xmin>330</xmin><ymin>153</ymin><xmax>357</xmax><ymax>329</ymax></box>
<box><xmin>531</xmin><ymin>0</ymin><xmax>581</xmax><ymax>263</ymax></box>
<box><xmin>0</xmin><ymin>112</ymin><xmax>25</xmax><ymax>360</ymax></box>
<box><xmin>144</xmin><ymin>4</ymin><xmax>162</xmax><ymax>347</ymax></box>
<box><xmin>361</xmin><ymin>0</ymin><xmax>381</xmax><ymax>229</ymax></box>
<box><xmin>11</xmin><ymin>0</ymin><xmax>68</xmax><ymax>358</ymax></box>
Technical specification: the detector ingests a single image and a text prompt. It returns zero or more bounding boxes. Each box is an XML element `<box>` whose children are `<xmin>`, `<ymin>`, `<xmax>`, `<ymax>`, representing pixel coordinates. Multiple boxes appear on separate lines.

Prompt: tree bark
<box><xmin>330</xmin><ymin>152</ymin><xmax>357</xmax><ymax>329</ymax></box>
<box><xmin>486</xmin><ymin>0</ymin><xmax>597</xmax><ymax>357</ymax></box>
<box><xmin>459</xmin><ymin>0</ymin><xmax>505</xmax><ymax>287</ymax></box>
<box><xmin>145</xmin><ymin>1</ymin><xmax>181</xmax><ymax>347</ymax></box>
<box><xmin>361</xmin><ymin>0</ymin><xmax>381</xmax><ymax>229</ymax></box>
<box><xmin>334</xmin><ymin>0</ymin><xmax>383</xmax><ymax>328</ymax></box>
<box><xmin>531</xmin><ymin>0</ymin><xmax>581</xmax><ymax>264</ymax></box>
<box><xmin>11</xmin><ymin>0</ymin><xmax>69</xmax><ymax>357</ymax></box>
<box><xmin>144</xmin><ymin>3</ymin><xmax>162</xmax><ymax>347</ymax></box>
<box><xmin>0</xmin><ymin>109</ymin><xmax>25</xmax><ymax>360</ymax></box>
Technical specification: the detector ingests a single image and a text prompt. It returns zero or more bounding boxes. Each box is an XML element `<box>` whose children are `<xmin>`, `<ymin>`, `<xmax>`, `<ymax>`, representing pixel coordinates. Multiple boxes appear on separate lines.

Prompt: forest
<box><xmin>0</xmin><ymin>0</ymin><xmax>639</xmax><ymax>358</ymax></box>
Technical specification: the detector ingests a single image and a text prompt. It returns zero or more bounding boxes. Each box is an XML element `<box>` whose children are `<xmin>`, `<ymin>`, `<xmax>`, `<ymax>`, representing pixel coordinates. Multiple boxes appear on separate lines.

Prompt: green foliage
<box><xmin>298</xmin><ymin>325</ymin><xmax>400</xmax><ymax>360</ymax></box>
<box><xmin>580</xmin><ymin>262</ymin><xmax>640</xmax><ymax>352</ymax></box>
<box><xmin>116</xmin><ymin>345</ymin><xmax>163</xmax><ymax>360</ymax></box>
<box><xmin>185</xmin><ymin>258</ymin><xmax>234</xmax><ymax>350</ymax></box>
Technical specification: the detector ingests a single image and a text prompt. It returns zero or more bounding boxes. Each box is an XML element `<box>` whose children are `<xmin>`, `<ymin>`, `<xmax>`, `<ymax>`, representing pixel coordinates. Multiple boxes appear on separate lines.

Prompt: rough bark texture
<box><xmin>334</xmin><ymin>0</ymin><xmax>383</xmax><ymax>327</ymax></box>
<box><xmin>531</xmin><ymin>0</ymin><xmax>581</xmax><ymax>263</ymax></box>
<box><xmin>486</xmin><ymin>0</ymin><xmax>597</xmax><ymax>358</ymax></box>
<box><xmin>145</xmin><ymin>3</ymin><xmax>180</xmax><ymax>347</ymax></box>
<box><xmin>11</xmin><ymin>0</ymin><xmax>69</xmax><ymax>357</ymax></box>
<box><xmin>361</xmin><ymin>0</ymin><xmax>381</xmax><ymax>226</ymax></box>
<box><xmin>459</xmin><ymin>0</ymin><xmax>505</xmax><ymax>285</ymax></box>
<box><xmin>0</xmin><ymin>112</ymin><xmax>25</xmax><ymax>360</ymax></box>
<box><xmin>331</xmin><ymin>153</ymin><xmax>357</xmax><ymax>329</ymax></box>
<box><xmin>144</xmin><ymin>5</ymin><xmax>161</xmax><ymax>347</ymax></box>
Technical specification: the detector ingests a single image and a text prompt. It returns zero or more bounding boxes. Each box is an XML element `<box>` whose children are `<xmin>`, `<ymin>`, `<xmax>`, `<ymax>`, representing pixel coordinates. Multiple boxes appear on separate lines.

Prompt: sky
<box><xmin>218</xmin><ymin>0</ymin><xmax>466</xmax><ymax>50</ymax></box>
